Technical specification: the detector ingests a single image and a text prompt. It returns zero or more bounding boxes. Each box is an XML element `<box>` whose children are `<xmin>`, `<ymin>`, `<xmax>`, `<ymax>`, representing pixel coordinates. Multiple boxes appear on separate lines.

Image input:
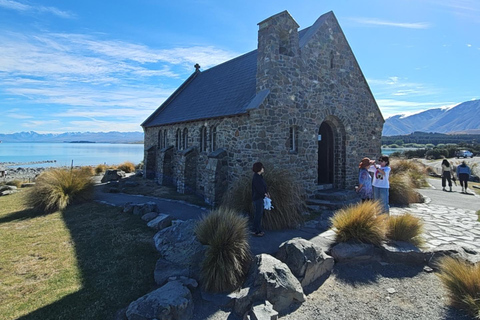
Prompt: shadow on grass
<box><xmin>0</xmin><ymin>208</ymin><xmax>43</xmax><ymax>224</ymax></box>
<box><xmin>17</xmin><ymin>202</ymin><xmax>160</xmax><ymax>320</ymax></box>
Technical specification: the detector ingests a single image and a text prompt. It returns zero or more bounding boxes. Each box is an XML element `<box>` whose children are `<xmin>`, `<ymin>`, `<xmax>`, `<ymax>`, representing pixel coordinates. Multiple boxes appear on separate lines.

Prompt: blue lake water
<box><xmin>0</xmin><ymin>142</ymin><xmax>144</xmax><ymax>167</ymax></box>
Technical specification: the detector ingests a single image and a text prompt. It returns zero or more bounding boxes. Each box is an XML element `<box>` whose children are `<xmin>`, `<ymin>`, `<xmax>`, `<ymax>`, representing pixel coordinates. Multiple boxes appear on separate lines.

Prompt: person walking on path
<box><xmin>357</xmin><ymin>157</ymin><xmax>374</xmax><ymax>202</ymax></box>
<box><xmin>251</xmin><ymin>162</ymin><xmax>269</xmax><ymax>237</ymax></box>
<box><xmin>441</xmin><ymin>159</ymin><xmax>453</xmax><ymax>192</ymax></box>
<box><xmin>369</xmin><ymin>155</ymin><xmax>391</xmax><ymax>214</ymax></box>
<box><xmin>456</xmin><ymin>161</ymin><xmax>471</xmax><ymax>194</ymax></box>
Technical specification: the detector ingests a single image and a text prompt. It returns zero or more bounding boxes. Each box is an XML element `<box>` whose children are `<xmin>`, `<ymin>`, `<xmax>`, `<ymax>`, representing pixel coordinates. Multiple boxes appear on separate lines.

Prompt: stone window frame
<box><xmin>289</xmin><ymin>125</ymin><xmax>298</xmax><ymax>153</ymax></box>
<box><xmin>183</xmin><ymin>128</ymin><xmax>188</xmax><ymax>149</ymax></box>
<box><xmin>209</xmin><ymin>126</ymin><xmax>217</xmax><ymax>152</ymax></box>
<box><xmin>163</xmin><ymin>129</ymin><xmax>167</xmax><ymax>148</ymax></box>
<box><xmin>199</xmin><ymin>126</ymin><xmax>207</xmax><ymax>152</ymax></box>
<box><xmin>175</xmin><ymin>128</ymin><xmax>182</xmax><ymax>150</ymax></box>
<box><xmin>279</xmin><ymin>29</ymin><xmax>294</xmax><ymax>57</ymax></box>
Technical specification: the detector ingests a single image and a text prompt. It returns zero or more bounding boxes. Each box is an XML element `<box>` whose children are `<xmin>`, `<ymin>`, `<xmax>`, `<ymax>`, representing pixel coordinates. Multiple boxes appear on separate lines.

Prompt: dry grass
<box><xmin>386</xmin><ymin>213</ymin><xmax>424</xmax><ymax>246</ymax></box>
<box><xmin>437</xmin><ymin>256</ymin><xmax>480</xmax><ymax>319</ymax></box>
<box><xmin>330</xmin><ymin>201</ymin><xmax>387</xmax><ymax>246</ymax></box>
<box><xmin>389</xmin><ymin>173</ymin><xmax>422</xmax><ymax>206</ymax></box>
<box><xmin>390</xmin><ymin>159</ymin><xmax>428</xmax><ymax>188</ymax></box>
<box><xmin>195</xmin><ymin>207</ymin><xmax>251</xmax><ymax>293</ymax></box>
<box><xmin>25</xmin><ymin>168</ymin><xmax>94</xmax><ymax>213</ymax></box>
<box><xmin>221</xmin><ymin>165</ymin><xmax>305</xmax><ymax>230</ymax></box>
<box><xmin>0</xmin><ymin>191</ymin><xmax>158</xmax><ymax>320</ymax></box>
<box><xmin>117</xmin><ymin>161</ymin><xmax>136</xmax><ymax>173</ymax></box>
<box><xmin>95</xmin><ymin>164</ymin><xmax>107</xmax><ymax>174</ymax></box>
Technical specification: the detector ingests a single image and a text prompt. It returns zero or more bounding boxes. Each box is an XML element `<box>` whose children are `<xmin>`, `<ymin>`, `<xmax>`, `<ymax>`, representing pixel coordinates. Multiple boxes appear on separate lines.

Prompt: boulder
<box><xmin>381</xmin><ymin>241</ymin><xmax>427</xmax><ymax>265</ymax></box>
<box><xmin>126</xmin><ymin>279</ymin><xmax>194</xmax><ymax>320</ymax></box>
<box><xmin>330</xmin><ymin>242</ymin><xmax>378</xmax><ymax>262</ymax></box>
<box><xmin>153</xmin><ymin>219</ymin><xmax>205</xmax><ymax>275</ymax></box>
<box><xmin>276</xmin><ymin>237</ymin><xmax>334</xmax><ymax>287</ymax></box>
<box><xmin>133</xmin><ymin>202</ymin><xmax>158</xmax><ymax>216</ymax></box>
<box><xmin>154</xmin><ymin>258</ymin><xmax>191</xmax><ymax>286</ymax></box>
<box><xmin>425</xmin><ymin>244</ymin><xmax>480</xmax><ymax>268</ymax></box>
<box><xmin>234</xmin><ymin>254</ymin><xmax>305</xmax><ymax>316</ymax></box>
<box><xmin>248</xmin><ymin>301</ymin><xmax>278</xmax><ymax>320</ymax></box>
<box><xmin>101</xmin><ymin>169</ymin><xmax>126</xmax><ymax>183</ymax></box>
<box><xmin>147</xmin><ymin>214</ymin><xmax>173</xmax><ymax>230</ymax></box>
<box><xmin>0</xmin><ymin>185</ymin><xmax>17</xmax><ymax>192</ymax></box>
<box><xmin>141</xmin><ymin>212</ymin><xmax>158</xmax><ymax>222</ymax></box>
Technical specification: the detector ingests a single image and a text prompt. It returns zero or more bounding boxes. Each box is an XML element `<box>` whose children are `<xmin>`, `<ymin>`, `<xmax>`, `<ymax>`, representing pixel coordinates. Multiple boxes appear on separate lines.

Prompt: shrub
<box><xmin>221</xmin><ymin>165</ymin><xmax>305</xmax><ymax>230</ymax></box>
<box><xmin>390</xmin><ymin>159</ymin><xmax>428</xmax><ymax>188</ymax></box>
<box><xmin>79</xmin><ymin>166</ymin><xmax>95</xmax><ymax>176</ymax></box>
<box><xmin>330</xmin><ymin>201</ymin><xmax>387</xmax><ymax>246</ymax></box>
<box><xmin>6</xmin><ymin>179</ymin><xmax>23</xmax><ymax>188</ymax></box>
<box><xmin>389</xmin><ymin>173</ymin><xmax>422</xmax><ymax>206</ymax></box>
<box><xmin>117</xmin><ymin>161</ymin><xmax>136</xmax><ymax>173</ymax></box>
<box><xmin>386</xmin><ymin>213</ymin><xmax>424</xmax><ymax>246</ymax></box>
<box><xmin>437</xmin><ymin>257</ymin><xmax>480</xmax><ymax>319</ymax></box>
<box><xmin>95</xmin><ymin>164</ymin><xmax>107</xmax><ymax>174</ymax></box>
<box><xmin>194</xmin><ymin>207</ymin><xmax>251</xmax><ymax>293</ymax></box>
<box><xmin>26</xmin><ymin>168</ymin><xmax>94</xmax><ymax>213</ymax></box>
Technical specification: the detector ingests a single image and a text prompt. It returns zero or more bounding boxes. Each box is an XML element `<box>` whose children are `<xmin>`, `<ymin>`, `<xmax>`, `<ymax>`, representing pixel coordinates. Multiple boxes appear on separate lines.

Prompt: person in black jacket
<box><xmin>251</xmin><ymin>162</ymin><xmax>269</xmax><ymax>237</ymax></box>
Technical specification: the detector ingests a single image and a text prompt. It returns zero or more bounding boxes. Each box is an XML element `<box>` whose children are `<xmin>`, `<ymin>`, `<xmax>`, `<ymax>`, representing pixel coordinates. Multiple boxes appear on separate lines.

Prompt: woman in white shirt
<box><xmin>369</xmin><ymin>155</ymin><xmax>391</xmax><ymax>214</ymax></box>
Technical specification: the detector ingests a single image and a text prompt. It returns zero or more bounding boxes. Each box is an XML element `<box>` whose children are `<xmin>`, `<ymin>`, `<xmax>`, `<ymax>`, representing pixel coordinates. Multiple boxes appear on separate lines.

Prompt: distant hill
<box><xmin>0</xmin><ymin>131</ymin><xmax>144</xmax><ymax>143</ymax></box>
<box><xmin>383</xmin><ymin>99</ymin><xmax>480</xmax><ymax>136</ymax></box>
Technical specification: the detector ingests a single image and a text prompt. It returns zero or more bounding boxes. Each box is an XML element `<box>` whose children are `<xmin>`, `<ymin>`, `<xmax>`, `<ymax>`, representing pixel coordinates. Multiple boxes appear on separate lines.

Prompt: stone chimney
<box><xmin>256</xmin><ymin>10</ymin><xmax>300</xmax><ymax>93</ymax></box>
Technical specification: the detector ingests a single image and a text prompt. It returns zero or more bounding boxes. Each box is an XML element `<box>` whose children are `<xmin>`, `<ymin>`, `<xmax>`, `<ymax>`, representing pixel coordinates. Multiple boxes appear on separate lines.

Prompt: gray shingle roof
<box><xmin>141</xmin><ymin>12</ymin><xmax>331</xmax><ymax>128</ymax></box>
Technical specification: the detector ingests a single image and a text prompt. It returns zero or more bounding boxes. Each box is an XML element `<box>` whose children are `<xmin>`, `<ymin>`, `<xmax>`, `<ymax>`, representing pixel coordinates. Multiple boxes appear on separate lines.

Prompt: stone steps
<box><xmin>306</xmin><ymin>189</ymin><xmax>360</xmax><ymax>212</ymax></box>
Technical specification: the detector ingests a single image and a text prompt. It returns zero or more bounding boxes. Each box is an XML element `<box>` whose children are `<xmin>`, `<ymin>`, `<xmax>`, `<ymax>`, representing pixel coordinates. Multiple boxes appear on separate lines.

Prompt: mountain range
<box><xmin>0</xmin><ymin>131</ymin><xmax>144</xmax><ymax>143</ymax></box>
<box><xmin>383</xmin><ymin>99</ymin><xmax>480</xmax><ymax>136</ymax></box>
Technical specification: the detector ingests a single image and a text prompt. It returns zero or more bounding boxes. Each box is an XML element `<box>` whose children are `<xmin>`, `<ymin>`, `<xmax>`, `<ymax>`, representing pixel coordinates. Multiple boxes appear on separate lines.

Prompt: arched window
<box><xmin>183</xmin><ymin>128</ymin><xmax>188</xmax><ymax>149</ymax></box>
<box><xmin>163</xmin><ymin>129</ymin><xmax>167</xmax><ymax>148</ymax></box>
<box><xmin>209</xmin><ymin>126</ymin><xmax>217</xmax><ymax>152</ymax></box>
<box><xmin>158</xmin><ymin>130</ymin><xmax>162</xmax><ymax>149</ymax></box>
<box><xmin>200</xmin><ymin>126</ymin><xmax>207</xmax><ymax>152</ymax></box>
<box><xmin>176</xmin><ymin>128</ymin><xmax>181</xmax><ymax>149</ymax></box>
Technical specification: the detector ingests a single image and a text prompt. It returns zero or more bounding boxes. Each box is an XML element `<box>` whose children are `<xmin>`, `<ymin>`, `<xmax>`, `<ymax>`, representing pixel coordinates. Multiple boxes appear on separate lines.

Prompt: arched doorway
<box><xmin>318</xmin><ymin>122</ymin><xmax>334</xmax><ymax>184</ymax></box>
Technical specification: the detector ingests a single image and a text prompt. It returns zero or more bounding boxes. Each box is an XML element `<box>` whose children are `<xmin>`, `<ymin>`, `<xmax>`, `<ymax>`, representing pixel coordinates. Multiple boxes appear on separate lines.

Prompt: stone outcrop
<box><xmin>276</xmin><ymin>237</ymin><xmax>334</xmax><ymax>287</ymax></box>
<box><xmin>101</xmin><ymin>169</ymin><xmax>126</xmax><ymax>183</ymax></box>
<box><xmin>126</xmin><ymin>278</ymin><xmax>197</xmax><ymax>320</ymax></box>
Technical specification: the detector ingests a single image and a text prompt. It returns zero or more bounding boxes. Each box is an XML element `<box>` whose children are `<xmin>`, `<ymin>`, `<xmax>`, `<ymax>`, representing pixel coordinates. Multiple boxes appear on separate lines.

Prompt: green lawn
<box><xmin>0</xmin><ymin>191</ymin><xmax>159</xmax><ymax>320</ymax></box>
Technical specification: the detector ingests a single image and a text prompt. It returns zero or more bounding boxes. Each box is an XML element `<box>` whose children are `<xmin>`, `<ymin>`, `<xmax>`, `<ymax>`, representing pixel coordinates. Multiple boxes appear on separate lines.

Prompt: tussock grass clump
<box><xmin>195</xmin><ymin>207</ymin><xmax>251</xmax><ymax>293</ymax></box>
<box><xmin>26</xmin><ymin>168</ymin><xmax>94</xmax><ymax>213</ymax></box>
<box><xmin>79</xmin><ymin>166</ymin><xmax>95</xmax><ymax>176</ymax></box>
<box><xmin>389</xmin><ymin>174</ymin><xmax>422</xmax><ymax>206</ymax></box>
<box><xmin>117</xmin><ymin>161</ymin><xmax>136</xmax><ymax>173</ymax></box>
<box><xmin>390</xmin><ymin>159</ymin><xmax>428</xmax><ymax>188</ymax></box>
<box><xmin>95</xmin><ymin>164</ymin><xmax>107</xmax><ymax>174</ymax></box>
<box><xmin>386</xmin><ymin>213</ymin><xmax>424</xmax><ymax>246</ymax></box>
<box><xmin>330</xmin><ymin>201</ymin><xmax>387</xmax><ymax>246</ymax></box>
<box><xmin>6</xmin><ymin>179</ymin><xmax>24</xmax><ymax>188</ymax></box>
<box><xmin>221</xmin><ymin>165</ymin><xmax>305</xmax><ymax>230</ymax></box>
<box><xmin>437</xmin><ymin>257</ymin><xmax>480</xmax><ymax>319</ymax></box>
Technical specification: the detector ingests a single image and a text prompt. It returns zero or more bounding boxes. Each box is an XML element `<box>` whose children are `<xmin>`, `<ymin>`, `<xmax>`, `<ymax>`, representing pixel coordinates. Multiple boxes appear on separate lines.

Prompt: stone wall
<box><xmin>143</xmin><ymin>11</ymin><xmax>384</xmax><ymax>204</ymax></box>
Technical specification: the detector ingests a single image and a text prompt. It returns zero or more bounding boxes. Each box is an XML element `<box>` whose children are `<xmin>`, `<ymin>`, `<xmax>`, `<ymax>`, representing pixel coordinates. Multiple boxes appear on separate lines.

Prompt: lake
<box><xmin>0</xmin><ymin>142</ymin><xmax>144</xmax><ymax>167</ymax></box>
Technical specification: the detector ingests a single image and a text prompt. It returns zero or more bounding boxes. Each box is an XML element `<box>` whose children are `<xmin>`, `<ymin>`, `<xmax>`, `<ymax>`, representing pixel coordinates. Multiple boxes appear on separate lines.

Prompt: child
<box><xmin>369</xmin><ymin>155</ymin><xmax>391</xmax><ymax>214</ymax></box>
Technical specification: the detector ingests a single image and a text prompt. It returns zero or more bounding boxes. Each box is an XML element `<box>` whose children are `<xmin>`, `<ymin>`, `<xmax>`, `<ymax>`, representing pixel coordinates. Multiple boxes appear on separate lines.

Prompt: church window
<box><xmin>163</xmin><ymin>130</ymin><xmax>167</xmax><ymax>148</ymax></box>
<box><xmin>176</xmin><ymin>128</ymin><xmax>181</xmax><ymax>149</ymax></box>
<box><xmin>290</xmin><ymin>126</ymin><xmax>298</xmax><ymax>153</ymax></box>
<box><xmin>279</xmin><ymin>30</ymin><xmax>293</xmax><ymax>56</ymax></box>
<box><xmin>200</xmin><ymin>126</ymin><xmax>207</xmax><ymax>152</ymax></box>
<box><xmin>210</xmin><ymin>126</ymin><xmax>217</xmax><ymax>152</ymax></box>
<box><xmin>158</xmin><ymin>130</ymin><xmax>162</xmax><ymax>149</ymax></box>
<box><xmin>183</xmin><ymin>128</ymin><xmax>188</xmax><ymax>149</ymax></box>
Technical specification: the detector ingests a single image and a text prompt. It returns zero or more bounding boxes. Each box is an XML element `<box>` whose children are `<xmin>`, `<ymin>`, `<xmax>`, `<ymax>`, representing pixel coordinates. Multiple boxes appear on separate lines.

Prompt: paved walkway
<box><xmin>94</xmin><ymin>178</ymin><xmax>480</xmax><ymax>255</ymax></box>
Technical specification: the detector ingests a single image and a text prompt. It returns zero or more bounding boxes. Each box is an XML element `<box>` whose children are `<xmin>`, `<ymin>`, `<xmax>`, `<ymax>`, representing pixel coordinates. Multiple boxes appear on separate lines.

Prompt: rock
<box><xmin>126</xmin><ymin>280</ymin><xmax>194</xmax><ymax>320</ymax></box>
<box><xmin>141</xmin><ymin>212</ymin><xmax>158</xmax><ymax>222</ymax></box>
<box><xmin>276</xmin><ymin>237</ymin><xmax>334</xmax><ymax>287</ymax></box>
<box><xmin>235</xmin><ymin>254</ymin><xmax>306</xmax><ymax>315</ymax></box>
<box><xmin>0</xmin><ymin>185</ymin><xmax>17</xmax><ymax>192</ymax></box>
<box><xmin>101</xmin><ymin>169</ymin><xmax>126</xmax><ymax>183</ymax></box>
<box><xmin>330</xmin><ymin>242</ymin><xmax>377</xmax><ymax>262</ymax></box>
<box><xmin>133</xmin><ymin>202</ymin><xmax>158</xmax><ymax>216</ymax></box>
<box><xmin>124</xmin><ymin>180</ymin><xmax>139</xmax><ymax>187</ymax></box>
<box><xmin>248</xmin><ymin>300</ymin><xmax>278</xmax><ymax>320</ymax></box>
<box><xmin>154</xmin><ymin>258</ymin><xmax>191</xmax><ymax>286</ymax></box>
<box><xmin>426</xmin><ymin>244</ymin><xmax>480</xmax><ymax>268</ymax></box>
<box><xmin>381</xmin><ymin>241</ymin><xmax>427</xmax><ymax>265</ymax></box>
<box><xmin>21</xmin><ymin>183</ymin><xmax>35</xmax><ymax>188</ymax></box>
<box><xmin>153</xmin><ymin>219</ymin><xmax>205</xmax><ymax>275</ymax></box>
<box><xmin>123</xmin><ymin>202</ymin><xmax>135</xmax><ymax>214</ymax></box>
<box><xmin>147</xmin><ymin>214</ymin><xmax>173</xmax><ymax>230</ymax></box>
<box><xmin>1</xmin><ymin>189</ymin><xmax>18</xmax><ymax>196</ymax></box>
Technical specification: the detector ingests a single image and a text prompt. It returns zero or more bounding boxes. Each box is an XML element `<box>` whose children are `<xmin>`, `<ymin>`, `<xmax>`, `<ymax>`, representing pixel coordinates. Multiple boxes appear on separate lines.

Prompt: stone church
<box><xmin>141</xmin><ymin>10</ymin><xmax>384</xmax><ymax>206</ymax></box>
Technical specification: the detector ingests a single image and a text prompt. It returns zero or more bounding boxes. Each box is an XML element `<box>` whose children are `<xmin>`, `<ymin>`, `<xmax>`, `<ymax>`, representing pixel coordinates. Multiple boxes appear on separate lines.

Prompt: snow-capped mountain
<box><xmin>0</xmin><ymin>131</ymin><xmax>144</xmax><ymax>143</ymax></box>
<box><xmin>383</xmin><ymin>99</ymin><xmax>480</xmax><ymax>136</ymax></box>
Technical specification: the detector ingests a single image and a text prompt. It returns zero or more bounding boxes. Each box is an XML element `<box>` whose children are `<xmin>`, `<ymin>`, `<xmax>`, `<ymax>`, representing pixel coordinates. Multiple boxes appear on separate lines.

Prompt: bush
<box><xmin>389</xmin><ymin>173</ymin><xmax>422</xmax><ymax>206</ymax></box>
<box><xmin>437</xmin><ymin>257</ymin><xmax>480</xmax><ymax>319</ymax></box>
<box><xmin>390</xmin><ymin>159</ymin><xmax>428</xmax><ymax>188</ymax></box>
<box><xmin>79</xmin><ymin>166</ymin><xmax>95</xmax><ymax>176</ymax></box>
<box><xmin>26</xmin><ymin>168</ymin><xmax>94</xmax><ymax>213</ymax></box>
<box><xmin>6</xmin><ymin>179</ymin><xmax>23</xmax><ymax>188</ymax></box>
<box><xmin>330</xmin><ymin>201</ymin><xmax>387</xmax><ymax>246</ymax></box>
<box><xmin>194</xmin><ymin>207</ymin><xmax>251</xmax><ymax>293</ymax></box>
<box><xmin>117</xmin><ymin>161</ymin><xmax>136</xmax><ymax>173</ymax></box>
<box><xmin>95</xmin><ymin>164</ymin><xmax>107</xmax><ymax>174</ymax></box>
<box><xmin>221</xmin><ymin>165</ymin><xmax>305</xmax><ymax>230</ymax></box>
<box><xmin>386</xmin><ymin>213</ymin><xmax>424</xmax><ymax>246</ymax></box>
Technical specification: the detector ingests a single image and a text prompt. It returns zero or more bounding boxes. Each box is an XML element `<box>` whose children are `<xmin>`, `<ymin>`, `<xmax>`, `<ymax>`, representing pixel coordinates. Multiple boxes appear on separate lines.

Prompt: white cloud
<box><xmin>0</xmin><ymin>0</ymin><xmax>73</xmax><ymax>18</ymax></box>
<box><xmin>349</xmin><ymin>17</ymin><xmax>430</xmax><ymax>29</ymax></box>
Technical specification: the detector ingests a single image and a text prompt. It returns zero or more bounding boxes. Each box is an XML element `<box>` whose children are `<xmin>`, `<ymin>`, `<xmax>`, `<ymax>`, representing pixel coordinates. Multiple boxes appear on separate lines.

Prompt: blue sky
<box><xmin>0</xmin><ymin>0</ymin><xmax>478</xmax><ymax>134</ymax></box>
